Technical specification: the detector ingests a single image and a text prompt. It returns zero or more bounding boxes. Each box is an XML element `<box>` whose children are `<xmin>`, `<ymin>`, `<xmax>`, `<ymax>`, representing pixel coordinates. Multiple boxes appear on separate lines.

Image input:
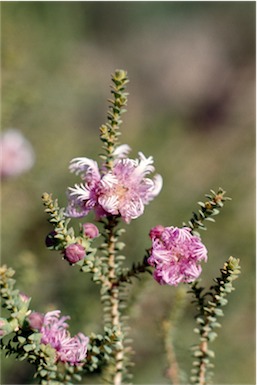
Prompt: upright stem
<box><xmin>163</xmin><ymin>319</ymin><xmax>180</xmax><ymax>385</ymax></box>
<box><xmin>163</xmin><ymin>286</ymin><xmax>187</xmax><ymax>385</ymax></box>
<box><xmin>98</xmin><ymin>71</ymin><xmax>129</xmax><ymax>384</ymax></box>
<box><xmin>198</xmin><ymin>340</ymin><xmax>208</xmax><ymax>385</ymax></box>
<box><xmin>102</xmin><ymin>217</ymin><xmax>125</xmax><ymax>385</ymax></box>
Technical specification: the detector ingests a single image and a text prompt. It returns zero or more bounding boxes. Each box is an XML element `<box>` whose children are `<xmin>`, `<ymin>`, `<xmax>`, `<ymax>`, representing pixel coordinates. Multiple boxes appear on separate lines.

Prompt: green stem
<box><xmin>162</xmin><ymin>286</ymin><xmax>187</xmax><ymax>385</ymax></box>
<box><xmin>114</xmin><ymin>253</ymin><xmax>152</xmax><ymax>287</ymax></box>
<box><xmin>101</xmin><ymin>217</ymin><xmax>126</xmax><ymax>385</ymax></box>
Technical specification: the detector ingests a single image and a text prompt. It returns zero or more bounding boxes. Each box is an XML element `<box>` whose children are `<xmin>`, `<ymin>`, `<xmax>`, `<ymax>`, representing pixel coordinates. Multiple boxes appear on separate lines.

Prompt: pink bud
<box><xmin>65</xmin><ymin>243</ymin><xmax>86</xmax><ymax>264</ymax></box>
<box><xmin>19</xmin><ymin>292</ymin><xmax>30</xmax><ymax>302</ymax></box>
<box><xmin>149</xmin><ymin>225</ymin><xmax>165</xmax><ymax>239</ymax></box>
<box><xmin>83</xmin><ymin>223</ymin><xmax>99</xmax><ymax>239</ymax></box>
<box><xmin>28</xmin><ymin>312</ymin><xmax>44</xmax><ymax>330</ymax></box>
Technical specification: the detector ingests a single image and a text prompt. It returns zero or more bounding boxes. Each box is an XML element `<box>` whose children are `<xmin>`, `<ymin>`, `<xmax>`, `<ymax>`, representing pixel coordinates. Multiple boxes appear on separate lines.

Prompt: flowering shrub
<box><xmin>0</xmin><ymin>70</ymin><xmax>241</xmax><ymax>385</ymax></box>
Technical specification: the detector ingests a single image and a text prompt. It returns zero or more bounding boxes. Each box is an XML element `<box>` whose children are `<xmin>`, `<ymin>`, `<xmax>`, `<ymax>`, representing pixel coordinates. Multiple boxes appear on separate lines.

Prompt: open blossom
<box><xmin>0</xmin><ymin>129</ymin><xmax>35</xmax><ymax>178</ymax></box>
<box><xmin>148</xmin><ymin>226</ymin><xmax>208</xmax><ymax>286</ymax></box>
<box><xmin>36</xmin><ymin>310</ymin><xmax>89</xmax><ymax>365</ymax></box>
<box><xmin>66</xmin><ymin>145</ymin><xmax>163</xmax><ymax>223</ymax></box>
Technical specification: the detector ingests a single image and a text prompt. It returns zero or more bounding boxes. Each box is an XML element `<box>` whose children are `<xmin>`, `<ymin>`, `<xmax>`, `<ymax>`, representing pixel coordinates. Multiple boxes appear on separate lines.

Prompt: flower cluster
<box><xmin>29</xmin><ymin>310</ymin><xmax>89</xmax><ymax>365</ymax></box>
<box><xmin>148</xmin><ymin>226</ymin><xmax>208</xmax><ymax>286</ymax></box>
<box><xmin>66</xmin><ymin>145</ymin><xmax>162</xmax><ymax>223</ymax></box>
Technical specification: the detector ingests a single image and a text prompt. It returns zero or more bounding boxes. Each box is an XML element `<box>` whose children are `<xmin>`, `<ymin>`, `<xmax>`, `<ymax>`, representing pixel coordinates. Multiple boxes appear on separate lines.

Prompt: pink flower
<box><xmin>66</xmin><ymin>146</ymin><xmax>162</xmax><ymax>223</ymax></box>
<box><xmin>83</xmin><ymin>223</ymin><xmax>99</xmax><ymax>238</ymax></box>
<box><xmin>0</xmin><ymin>129</ymin><xmax>35</xmax><ymax>178</ymax></box>
<box><xmin>148</xmin><ymin>226</ymin><xmax>207</xmax><ymax>286</ymax></box>
<box><xmin>65</xmin><ymin>243</ymin><xmax>86</xmax><ymax>264</ymax></box>
<box><xmin>39</xmin><ymin>310</ymin><xmax>89</xmax><ymax>365</ymax></box>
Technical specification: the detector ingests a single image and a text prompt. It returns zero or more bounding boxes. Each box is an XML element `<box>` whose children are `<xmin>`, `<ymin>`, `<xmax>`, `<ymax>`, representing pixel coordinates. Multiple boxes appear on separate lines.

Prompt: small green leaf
<box><xmin>23</xmin><ymin>344</ymin><xmax>34</xmax><ymax>352</ymax></box>
<box><xmin>39</xmin><ymin>369</ymin><xmax>48</xmax><ymax>377</ymax></box>
<box><xmin>18</xmin><ymin>336</ymin><xmax>26</xmax><ymax>344</ymax></box>
<box><xmin>208</xmin><ymin>332</ymin><xmax>218</xmax><ymax>342</ymax></box>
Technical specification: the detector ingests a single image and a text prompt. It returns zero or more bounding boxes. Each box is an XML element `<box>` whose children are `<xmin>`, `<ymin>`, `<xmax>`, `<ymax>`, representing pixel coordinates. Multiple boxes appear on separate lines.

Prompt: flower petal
<box><xmin>69</xmin><ymin>157</ymin><xmax>100</xmax><ymax>181</ymax></box>
<box><xmin>113</xmin><ymin>144</ymin><xmax>131</xmax><ymax>158</ymax></box>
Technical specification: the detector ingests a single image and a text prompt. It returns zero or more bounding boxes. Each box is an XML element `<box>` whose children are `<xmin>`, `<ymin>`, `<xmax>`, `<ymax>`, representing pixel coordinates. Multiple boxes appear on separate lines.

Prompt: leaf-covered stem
<box><xmin>114</xmin><ymin>253</ymin><xmax>152</xmax><ymax>287</ymax></box>
<box><xmin>42</xmin><ymin>192</ymin><xmax>75</xmax><ymax>248</ymax></box>
<box><xmin>189</xmin><ymin>257</ymin><xmax>241</xmax><ymax>385</ymax></box>
<box><xmin>184</xmin><ymin>188</ymin><xmax>231</xmax><ymax>235</ymax></box>
<box><xmin>100</xmin><ymin>217</ymin><xmax>126</xmax><ymax>385</ymax></box>
<box><xmin>84</xmin><ymin>327</ymin><xmax>120</xmax><ymax>374</ymax></box>
<box><xmin>99</xmin><ymin>69</ymin><xmax>129</xmax><ymax>171</ymax></box>
<box><xmin>162</xmin><ymin>286</ymin><xmax>187</xmax><ymax>385</ymax></box>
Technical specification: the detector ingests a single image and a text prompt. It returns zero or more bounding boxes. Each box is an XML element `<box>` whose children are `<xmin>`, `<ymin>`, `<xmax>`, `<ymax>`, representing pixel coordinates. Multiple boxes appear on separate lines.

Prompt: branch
<box><xmin>99</xmin><ymin>69</ymin><xmax>129</xmax><ymax>171</ymax></box>
<box><xmin>189</xmin><ymin>257</ymin><xmax>241</xmax><ymax>385</ymax></box>
<box><xmin>184</xmin><ymin>188</ymin><xmax>231</xmax><ymax>235</ymax></box>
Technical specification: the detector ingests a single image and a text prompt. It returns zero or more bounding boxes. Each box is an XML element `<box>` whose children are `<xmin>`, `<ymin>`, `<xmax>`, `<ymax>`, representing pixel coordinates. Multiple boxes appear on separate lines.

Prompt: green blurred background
<box><xmin>1</xmin><ymin>2</ymin><xmax>255</xmax><ymax>384</ymax></box>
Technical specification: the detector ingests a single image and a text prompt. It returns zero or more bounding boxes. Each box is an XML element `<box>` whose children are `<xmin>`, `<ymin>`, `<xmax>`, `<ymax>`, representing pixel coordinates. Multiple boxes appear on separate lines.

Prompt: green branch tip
<box><xmin>185</xmin><ymin>187</ymin><xmax>231</xmax><ymax>234</ymax></box>
<box><xmin>100</xmin><ymin>69</ymin><xmax>129</xmax><ymax>171</ymax></box>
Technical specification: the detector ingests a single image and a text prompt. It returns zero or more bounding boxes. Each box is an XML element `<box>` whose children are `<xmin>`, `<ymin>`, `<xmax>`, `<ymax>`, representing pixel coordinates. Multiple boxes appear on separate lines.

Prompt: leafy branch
<box><xmin>42</xmin><ymin>192</ymin><xmax>75</xmax><ymax>249</ymax></box>
<box><xmin>189</xmin><ymin>257</ymin><xmax>241</xmax><ymax>385</ymax></box>
<box><xmin>99</xmin><ymin>69</ymin><xmax>129</xmax><ymax>170</ymax></box>
<box><xmin>184</xmin><ymin>188</ymin><xmax>231</xmax><ymax>235</ymax></box>
<box><xmin>114</xmin><ymin>254</ymin><xmax>152</xmax><ymax>287</ymax></box>
<box><xmin>162</xmin><ymin>286</ymin><xmax>187</xmax><ymax>385</ymax></box>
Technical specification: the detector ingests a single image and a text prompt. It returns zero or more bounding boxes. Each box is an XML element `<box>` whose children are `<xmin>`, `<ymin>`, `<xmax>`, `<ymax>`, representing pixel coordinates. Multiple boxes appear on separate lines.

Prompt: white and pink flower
<box><xmin>66</xmin><ymin>145</ymin><xmax>162</xmax><ymax>223</ymax></box>
<box><xmin>148</xmin><ymin>226</ymin><xmax>208</xmax><ymax>286</ymax></box>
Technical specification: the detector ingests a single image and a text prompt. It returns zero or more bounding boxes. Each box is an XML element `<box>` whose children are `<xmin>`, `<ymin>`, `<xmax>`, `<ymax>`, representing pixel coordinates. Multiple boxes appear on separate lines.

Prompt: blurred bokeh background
<box><xmin>1</xmin><ymin>2</ymin><xmax>255</xmax><ymax>384</ymax></box>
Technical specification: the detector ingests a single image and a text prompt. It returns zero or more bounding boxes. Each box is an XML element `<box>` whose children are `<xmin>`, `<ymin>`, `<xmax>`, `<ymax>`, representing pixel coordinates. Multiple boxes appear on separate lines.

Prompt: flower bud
<box><xmin>83</xmin><ymin>223</ymin><xmax>99</xmax><ymax>239</ymax></box>
<box><xmin>28</xmin><ymin>312</ymin><xmax>44</xmax><ymax>330</ymax></box>
<box><xmin>65</xmin><ymin>243</ymin><xmax>86</xmax><ymax>264</ymax></box>
<box><xmin>149</xmin><ymin>225</ymin><xmax>165</xmax><ymax>239</ymax></box>
<box><xmin>19</xmin><ymin>292</ymin><xmax>30</xmax><ymax>302</ymax></box>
